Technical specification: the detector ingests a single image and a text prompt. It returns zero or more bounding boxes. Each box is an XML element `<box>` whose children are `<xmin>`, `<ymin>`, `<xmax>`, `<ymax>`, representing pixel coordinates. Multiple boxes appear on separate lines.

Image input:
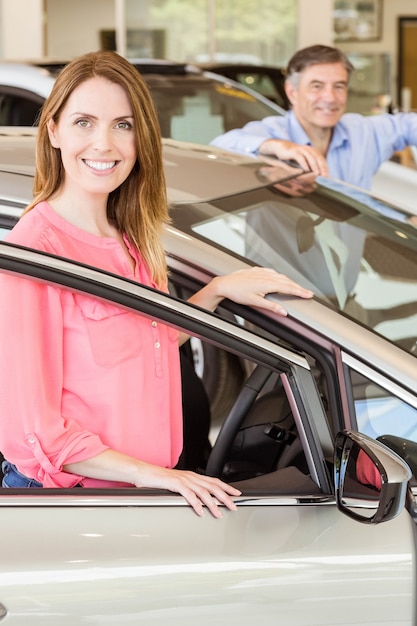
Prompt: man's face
<box><xmin>285</xmin><ymin>62</ymin><xmax>349</xmax><ymax>135</ymax></box>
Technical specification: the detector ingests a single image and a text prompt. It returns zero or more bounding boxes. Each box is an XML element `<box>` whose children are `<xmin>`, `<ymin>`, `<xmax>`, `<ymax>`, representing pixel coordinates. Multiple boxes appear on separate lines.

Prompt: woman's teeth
<box><xmin>84</xmin><ymin>160</ymin><xmax>116</xmax><ymax>171</ymax></box>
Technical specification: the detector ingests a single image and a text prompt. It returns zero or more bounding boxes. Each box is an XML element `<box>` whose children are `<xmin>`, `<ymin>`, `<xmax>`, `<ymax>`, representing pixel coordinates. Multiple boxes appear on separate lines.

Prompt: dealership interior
<box><xmin>1</xmin><ymin>0</ymin><xmax>417</xmax><ymax>622</ymax></box>
<box><xmin>2</xmin><ymin>0</ymin><xmax>417</xmax><ymax>113</ymax></box>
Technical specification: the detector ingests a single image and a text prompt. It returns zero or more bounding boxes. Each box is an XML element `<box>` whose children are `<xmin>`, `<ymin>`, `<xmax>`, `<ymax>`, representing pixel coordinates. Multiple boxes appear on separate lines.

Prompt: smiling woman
<box><xmin>45</xmin><ymin>76</ymin><xmax>137</xmax><ymax>240</ymax></box>
<box><xmin>0</xmin><ymin>50</ymin><xmax>312</xmax><ymax>517</ymax></box>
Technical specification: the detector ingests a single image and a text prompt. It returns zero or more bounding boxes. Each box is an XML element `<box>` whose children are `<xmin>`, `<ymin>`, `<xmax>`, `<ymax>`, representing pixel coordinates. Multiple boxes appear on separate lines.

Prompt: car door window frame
<box><xmin>342</xmin><ymin>352</ymin><xmax>417</xmax><ymax>439</ymax></box>
<box><xmin>0</xmin><ymin>242</ymin><xmax>336</xmax><ymax>496</ymax></box>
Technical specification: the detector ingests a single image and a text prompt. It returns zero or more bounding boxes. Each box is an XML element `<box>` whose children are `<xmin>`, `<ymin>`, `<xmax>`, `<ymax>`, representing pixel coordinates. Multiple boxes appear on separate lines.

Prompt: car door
<box><xmin>0</xmin><ymin>242</ymin><xmax>414</xmax><ymax>626</ymax></box>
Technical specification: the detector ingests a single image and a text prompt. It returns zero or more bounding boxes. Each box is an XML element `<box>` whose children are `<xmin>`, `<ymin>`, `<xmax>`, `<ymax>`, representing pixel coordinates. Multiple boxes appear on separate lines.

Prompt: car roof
<box><xmin>0</xmin><ymin>63</ymin><xmax>55</xmax><ymax>98</ymax></box>
<box><xmin>0</xmin><ymin>128</ymin><xmax>302</xmax><ymax>202</ymax></box>
<box><xmin>199</xmin><ymin>61</ymin><xmax>286</xmax><ymax>74</ymax></box>
<box><xmin>31</xmin><ymin>57</ymin><xmax>197</xmax><ymax>76</ymax></box>
<box><xmin>196</xmin><ymin>61</ymin><xmax>290</xmax><ymax>109</ymax></box>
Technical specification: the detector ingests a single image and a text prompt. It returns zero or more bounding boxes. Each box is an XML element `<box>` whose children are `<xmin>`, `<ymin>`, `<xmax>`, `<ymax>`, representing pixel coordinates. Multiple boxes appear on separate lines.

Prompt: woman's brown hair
<box><xmin>26</xmin><ymin>50</ymin><xmax>169</xmax><ymax>287</ymax></box>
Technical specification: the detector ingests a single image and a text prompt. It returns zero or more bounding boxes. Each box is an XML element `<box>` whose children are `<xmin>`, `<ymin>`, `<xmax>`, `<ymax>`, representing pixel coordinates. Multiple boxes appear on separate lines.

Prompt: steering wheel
<box><xmin>206</xmin><ymin>364</ymin><xmax>275</xmax><ymax>478</ymax></box>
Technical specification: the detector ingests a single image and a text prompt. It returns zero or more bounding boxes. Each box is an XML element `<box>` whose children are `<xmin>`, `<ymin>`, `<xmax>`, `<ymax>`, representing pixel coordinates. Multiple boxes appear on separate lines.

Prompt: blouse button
<box><xmin>151</xmin><ymin>321</ymin><xmax>157</xmax><ymax>327</ymax></box>
<box><xmin>155</xmin><ymin>342</ymin><xmax>160</xmax><ymax>349</ymax></box>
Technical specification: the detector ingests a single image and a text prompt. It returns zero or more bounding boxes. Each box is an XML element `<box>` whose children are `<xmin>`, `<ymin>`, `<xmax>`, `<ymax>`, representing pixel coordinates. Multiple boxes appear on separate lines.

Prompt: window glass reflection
<box><xmin>180</xmin><ymin>174</ymin><xmax>417</xmax><ymax>357</ymax></box>
<box><xmin>350</xmin><ymin>369</ymin><xmax>417</xmax><ymax>443</ymax></box>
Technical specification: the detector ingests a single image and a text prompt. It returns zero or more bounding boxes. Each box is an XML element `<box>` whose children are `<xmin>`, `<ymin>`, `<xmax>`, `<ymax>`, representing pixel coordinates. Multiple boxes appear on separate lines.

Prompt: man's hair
<box><xmin>286</xmin><ymin>44</ymin><xmax>354</xmax><ymax>87</ymax></box>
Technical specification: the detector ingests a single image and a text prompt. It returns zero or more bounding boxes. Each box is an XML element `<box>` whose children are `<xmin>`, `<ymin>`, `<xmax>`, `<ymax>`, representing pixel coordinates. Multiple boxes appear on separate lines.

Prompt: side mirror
<box><xmin>335</xmin><ymin>430</ymin><xmax>411</xmax><ymax>524</ymax></box>
<box><xmin>377</xmin><ymin>434</ymin><xmax>417</xmax><ymax>478</ymax></box>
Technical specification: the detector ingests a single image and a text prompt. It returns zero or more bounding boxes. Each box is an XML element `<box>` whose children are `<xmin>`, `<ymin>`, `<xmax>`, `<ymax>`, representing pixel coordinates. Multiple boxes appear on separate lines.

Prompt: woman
<box><xmin>0</xmin><ymin>51</ymin><xmax>313</xmax><ymax>517</ymax></box>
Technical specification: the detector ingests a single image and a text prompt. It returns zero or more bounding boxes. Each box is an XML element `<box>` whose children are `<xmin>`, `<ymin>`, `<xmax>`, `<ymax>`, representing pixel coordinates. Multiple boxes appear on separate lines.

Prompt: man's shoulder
<box><xmin>262</xmin><ymin>111</ymin><xmax>291</xmax><ymax>126</ymax></box>
<box><xmin>338</xmin><ymin>111</ymin><xmax>407</xmax><ymax>130</ymax></box>
<box><xmin>338</xmin><ymin>112</ymin><xmax>370</xmax><ymax>126</ymax></box>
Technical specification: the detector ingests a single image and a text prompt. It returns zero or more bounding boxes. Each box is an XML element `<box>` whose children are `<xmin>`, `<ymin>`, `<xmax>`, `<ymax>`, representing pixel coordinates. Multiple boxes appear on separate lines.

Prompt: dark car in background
<box><xmin>198</xmin><ymin>62</ymin><xmax>290</xmax><ymax>109</ymax></box>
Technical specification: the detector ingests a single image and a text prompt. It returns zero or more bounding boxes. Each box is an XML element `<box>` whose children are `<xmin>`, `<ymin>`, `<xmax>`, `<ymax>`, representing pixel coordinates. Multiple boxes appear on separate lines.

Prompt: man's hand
<box><xmin>259</xmin><ymin>139</ymin><xmax>329</xmax><ymax>177</ymax></box>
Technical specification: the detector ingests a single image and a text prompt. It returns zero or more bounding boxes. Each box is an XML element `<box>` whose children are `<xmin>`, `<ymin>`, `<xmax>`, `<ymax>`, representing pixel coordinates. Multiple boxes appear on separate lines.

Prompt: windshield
<box><xmin>170</xmin><ymin>170</ymin><xmax>417</xmax><ymax>357</ymax></box>
<box><xmin>145</xmin><ymin>74</ymin><xmax>282</xmax><ymax>144</ymax></box>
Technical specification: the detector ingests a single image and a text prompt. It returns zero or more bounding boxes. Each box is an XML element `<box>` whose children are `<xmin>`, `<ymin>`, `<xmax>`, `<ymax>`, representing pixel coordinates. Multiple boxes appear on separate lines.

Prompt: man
<box><xmin>211</xmin><ymin>44</ymin><xmax>417</xmax><ymax>191</ymax></box>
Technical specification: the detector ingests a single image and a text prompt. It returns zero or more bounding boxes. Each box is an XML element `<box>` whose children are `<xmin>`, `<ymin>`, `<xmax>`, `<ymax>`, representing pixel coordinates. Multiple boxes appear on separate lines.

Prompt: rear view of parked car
<box><xmin>197</xmin><ymin>61</ymin><xmax>290</xmax><ymax>109</ymax></box>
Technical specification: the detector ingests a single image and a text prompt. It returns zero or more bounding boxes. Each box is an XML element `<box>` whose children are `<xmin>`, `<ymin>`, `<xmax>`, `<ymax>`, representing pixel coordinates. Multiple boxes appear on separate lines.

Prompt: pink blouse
<box><xmin>0</xmin><ymin>202</ymin><xmax>182</xmax><ymax>487</ymax></box>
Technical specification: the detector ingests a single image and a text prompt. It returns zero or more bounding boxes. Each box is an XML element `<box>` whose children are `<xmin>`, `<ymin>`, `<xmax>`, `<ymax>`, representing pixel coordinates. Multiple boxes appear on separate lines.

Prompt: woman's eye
<box><xmin>76</xmin><ymin>119</ymin><xmax>90</xmax><ymax>128</ymax></box>
<box><xmin>116</xmin><ymin>121</ymin><xmax>132</xmax><ymax>130</ymax></box>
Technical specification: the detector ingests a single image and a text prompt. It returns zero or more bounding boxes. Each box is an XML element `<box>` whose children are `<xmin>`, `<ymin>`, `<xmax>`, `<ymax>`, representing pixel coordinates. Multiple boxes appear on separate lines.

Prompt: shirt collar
<box><xmin>287</xmin><ymin>110</ymin><xmax>349</xmax><ymax>149</ymax></box>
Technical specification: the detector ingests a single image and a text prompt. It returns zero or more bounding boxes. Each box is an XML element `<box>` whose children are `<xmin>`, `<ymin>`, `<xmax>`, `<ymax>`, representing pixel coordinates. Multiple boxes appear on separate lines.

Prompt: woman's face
<box><xmin>47</xmin><ymin>76</ymin><xmax>137</xmax><ymax>201</ymax></box>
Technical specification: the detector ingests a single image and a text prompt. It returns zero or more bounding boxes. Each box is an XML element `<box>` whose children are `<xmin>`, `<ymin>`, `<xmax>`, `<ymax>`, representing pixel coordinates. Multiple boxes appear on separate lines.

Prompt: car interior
<box><xmin>177</xmin><ymin>340</ymin><xmax>322</xmax><ymax>496</ymax></box>
<box><xmin>171</xmin><ymin>275</ymin><xmax>329</xmax><ymax>497</ymax></box>
<box><xmin>0</xmin><ymin>89</ymin><xmax>44</xmax><ymax>126</ymax></box>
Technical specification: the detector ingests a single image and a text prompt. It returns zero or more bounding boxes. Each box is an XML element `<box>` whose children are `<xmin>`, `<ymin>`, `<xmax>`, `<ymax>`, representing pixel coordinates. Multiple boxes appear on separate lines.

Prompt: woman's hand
<box><xmin>188</xmin><ymin>267</ymin><xmax>314</xmax><ymax>317</ymax></box>
<box><xmin>65</xmin><ymin>449</ymin><xmax>241</xmax><ymax>518</ymax></box>
<box><xmin>132</xmin><ymin>463</ymin><xmax>241</xmax><ymax>518</ymax></box>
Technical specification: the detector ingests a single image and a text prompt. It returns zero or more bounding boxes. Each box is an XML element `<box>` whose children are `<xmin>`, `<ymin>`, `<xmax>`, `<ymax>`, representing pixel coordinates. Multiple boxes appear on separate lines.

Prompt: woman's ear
<box><xmin>47</xmin><ymin>119</ymin><xmax>60</xmax><ymax>148</ymax></box>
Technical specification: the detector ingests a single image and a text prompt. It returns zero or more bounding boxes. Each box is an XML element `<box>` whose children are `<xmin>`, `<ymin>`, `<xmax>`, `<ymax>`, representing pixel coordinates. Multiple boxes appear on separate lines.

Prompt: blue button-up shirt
<box><xmin>211</xmin><ymin>109</ymin><xmax>417</xmax><ymax>190</ymax></box>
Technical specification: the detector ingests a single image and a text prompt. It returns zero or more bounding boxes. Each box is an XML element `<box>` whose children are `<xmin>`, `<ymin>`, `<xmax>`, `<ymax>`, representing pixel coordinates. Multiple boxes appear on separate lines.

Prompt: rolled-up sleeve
<box><xmin>367</xmin><ymin>111</ymin><xmax>417</xmax><ymax>161</ymax></box>
<box><xmin>0</xmin><ymin>272</ymin><xmax>109</xmax><ymax>487</ymax></box>
<box><xmin>211</xmin><ymin>115</ymin><xmax>291</xmax><ymax>155</ymax></box>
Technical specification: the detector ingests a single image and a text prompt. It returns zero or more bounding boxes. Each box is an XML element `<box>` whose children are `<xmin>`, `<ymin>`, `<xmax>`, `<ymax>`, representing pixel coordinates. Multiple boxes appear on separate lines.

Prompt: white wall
<box><xmin>45</xmin><ymin>0</ymin><xmax>115</xmax><ymax>59</ymax></box>
<box><xmin>297</xmin><ymin>0</ymin><xmax>333</xmax><ymax>48</ymax></box>
<box><xmin>0</xmin><ymin>0</ymin><xmax>44</xmax><ymax>59</ymax></box>
<box><xmin>0</xmin><ymin>0</ymin><xmax>114</xmax><ymax>60</ymax></box>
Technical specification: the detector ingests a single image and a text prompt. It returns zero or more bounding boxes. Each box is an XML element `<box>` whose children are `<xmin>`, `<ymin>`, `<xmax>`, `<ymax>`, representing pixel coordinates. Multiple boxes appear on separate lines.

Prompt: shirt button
<box><xmin>155</xmin><ymin>342</ymin><xmax>160</xmax><ymax>349</ymax></box>
<box><xmin>151</xmin><ymin>321</ymin><xmax>157</xmax><ymax>327</ymax></box>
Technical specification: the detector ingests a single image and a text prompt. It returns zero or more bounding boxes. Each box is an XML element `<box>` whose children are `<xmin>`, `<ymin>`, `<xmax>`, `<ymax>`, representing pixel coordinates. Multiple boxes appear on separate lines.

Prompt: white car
<box><xmin>0</xmin><ymin>131</ymin><xmax>416</xmax><ymax>624</ymax></box>
<box><xmin>0</xmin><ymin>63</ymin><xmax>55</xmax><ymax>125</ymax></box>
<box><xmin>372</xmin><ymin>157</ymin><xmax>417</xmax><ymax>215</ymax></box>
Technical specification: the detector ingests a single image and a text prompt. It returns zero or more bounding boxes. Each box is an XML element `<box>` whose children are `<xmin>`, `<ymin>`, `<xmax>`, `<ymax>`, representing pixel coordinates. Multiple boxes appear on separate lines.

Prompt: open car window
<box><xmin>0</xmin><ymin>242</ymin><xmax>333</xmax><ymax>498</ymax></box>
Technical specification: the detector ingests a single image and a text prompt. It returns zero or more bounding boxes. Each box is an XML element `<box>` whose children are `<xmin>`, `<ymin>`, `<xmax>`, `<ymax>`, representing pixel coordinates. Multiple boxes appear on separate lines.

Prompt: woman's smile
<box><xmin>83</xmin><ymin>159</ymin><xmax>118</xmax><ymax>172</ymax></box>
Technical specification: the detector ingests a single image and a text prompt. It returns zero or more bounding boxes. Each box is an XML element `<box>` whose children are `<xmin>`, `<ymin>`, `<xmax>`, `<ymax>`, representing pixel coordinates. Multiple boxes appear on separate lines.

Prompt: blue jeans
<box><xmin>2</xmin><ymin>461</ymin><xmax>43</xmax><ymax>488</ymax></box>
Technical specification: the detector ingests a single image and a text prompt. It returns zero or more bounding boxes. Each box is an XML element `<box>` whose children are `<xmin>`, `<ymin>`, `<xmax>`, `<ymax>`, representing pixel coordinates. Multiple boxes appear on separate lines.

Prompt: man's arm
<box><xmin>258</xmin><ymin>138</ymin><xmax>329</xmax><ymax>175</ymax></box>
<box><xmin>211</xmin><ymin>116</ymin><xmax>328</xmax><ymax>175</ymax></box>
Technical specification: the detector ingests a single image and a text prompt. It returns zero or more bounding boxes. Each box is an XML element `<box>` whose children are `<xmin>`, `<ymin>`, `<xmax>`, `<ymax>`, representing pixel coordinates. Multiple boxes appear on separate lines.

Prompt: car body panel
<box><xmin>372</xmin><ymin>159</ymin><xmax>417</xmax><ymax>216</ymax></box>
<box><xmin>0</xmin><ymin>498</ymin><xmax>414</xmax><ymax>625</ymax></box>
